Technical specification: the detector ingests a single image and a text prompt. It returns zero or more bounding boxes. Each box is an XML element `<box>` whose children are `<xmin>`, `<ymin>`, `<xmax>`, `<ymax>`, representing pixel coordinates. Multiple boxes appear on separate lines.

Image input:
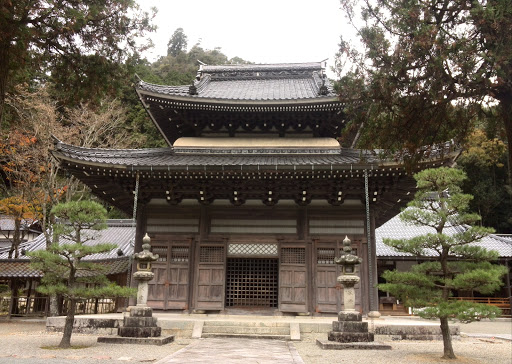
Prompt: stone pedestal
<box><xmin>97</xmin><ymin>306</ymin><xmax>173</xmax><ymax>345</ymax></box>
<box><xmin>317</xmin><ymin>310</ymin><xmax>391</xmax><ymax>350</ymax></box>
<box><xmin>118</xmin><ymin>306</ymin><xmax>161</xmax><ymax>338</ymax></box>
<box><xmin>328</xmin><ymin>311</ymin><xmax>374</xmax><ymax>343</ymax></box>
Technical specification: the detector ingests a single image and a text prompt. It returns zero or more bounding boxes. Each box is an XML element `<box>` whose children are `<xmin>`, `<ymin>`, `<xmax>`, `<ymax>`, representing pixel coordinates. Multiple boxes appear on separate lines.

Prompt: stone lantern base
<box><xmin>118</xmin><ymin>306</ymin><xmax>162</xmax><ymax>338</ymax></box>
<box><xmin>327</xmin><ymin>311</ymin><xmax>373</xmax><ymax>343</ymax></box>
<box><xmin>316</xmin><ymin>311</ymin><xmax>391</xmax><ymax>350</ymax></box>
<box><xmin>97</xmin><ymin>307</ymin><xmax>174</xmax><ymax>345</ymax></box>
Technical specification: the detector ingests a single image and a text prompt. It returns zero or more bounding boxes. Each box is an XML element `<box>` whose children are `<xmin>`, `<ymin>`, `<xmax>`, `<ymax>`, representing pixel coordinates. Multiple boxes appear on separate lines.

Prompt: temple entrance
<box><xmin>225</xmin><ymin>258</ymin><xmax>279</xmax><ymax>308</ymax></box>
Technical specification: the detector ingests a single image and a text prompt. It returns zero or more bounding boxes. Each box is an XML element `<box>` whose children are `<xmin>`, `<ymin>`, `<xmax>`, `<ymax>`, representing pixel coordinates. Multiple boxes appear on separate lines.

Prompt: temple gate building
<box><xmin>52</xmin><ymin>62</ymin><xmax>456</xmax><ymax>315</ymax></box>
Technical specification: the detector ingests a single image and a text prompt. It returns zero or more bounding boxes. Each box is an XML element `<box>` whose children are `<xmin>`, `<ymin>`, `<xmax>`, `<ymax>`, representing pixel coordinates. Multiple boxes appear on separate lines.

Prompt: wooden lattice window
<box><xmin>151</xmin><ymin>245</ymin><xmax>168</xmax><ymax>262</ymax></box>
<box><xmin>281</xmin><ymin>247</ymin><xmax>306</xmax><ymax>264</ymax></box>
<box><xmin>228</xmin><ymin>244</ymin><xmax>278</xmax><ymax>257</ymax></box>
<box><xmin>171</xmin><ymin>247</ymin><xmax>189</xmax><ymax>263</ymax></box>
<box><xmin>199</xmin><ymin>246</ymin><xmax>224</xmax><ymax>263</ymax></box>
<box><xmin>317</xmin><ymin>248</ymin><xmax>335</xmax><ymax>264</ymax></box>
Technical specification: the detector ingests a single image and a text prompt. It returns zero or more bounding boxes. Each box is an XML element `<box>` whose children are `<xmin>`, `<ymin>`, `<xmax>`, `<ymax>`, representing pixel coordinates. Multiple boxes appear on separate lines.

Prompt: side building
<box><xmin>52</xmin><ymin>62</ymin><xmax>457</xmax><ymax>315</ymax></box>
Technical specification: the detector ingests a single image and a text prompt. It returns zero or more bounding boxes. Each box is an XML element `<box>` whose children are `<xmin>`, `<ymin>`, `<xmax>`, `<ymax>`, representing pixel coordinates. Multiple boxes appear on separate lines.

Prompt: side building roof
<box><xmin>376</xmin><ymin>211</ymin><xmax>512</xmax><ymax>258</ymax></box>
<box><xmin>0</xmin><ymin>220</ymin><xmax>135</xmax><ymax>278</ymax></box>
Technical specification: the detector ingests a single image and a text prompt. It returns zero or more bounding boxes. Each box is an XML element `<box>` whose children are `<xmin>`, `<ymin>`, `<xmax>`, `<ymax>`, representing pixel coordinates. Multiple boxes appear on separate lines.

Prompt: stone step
<box><xmin>202</xmin><ymin>333</ymin><xmax>291</xmax><ymax>340</ymax></box>
<box><xmin>203</xmin><ymin>321</ymin><xmax>289</xmax><ymax>328</ymax></box>
<box><xmin>202</xmin><ymin>325</ymin><xmax>290</xmax><ymax>335</ymax></box>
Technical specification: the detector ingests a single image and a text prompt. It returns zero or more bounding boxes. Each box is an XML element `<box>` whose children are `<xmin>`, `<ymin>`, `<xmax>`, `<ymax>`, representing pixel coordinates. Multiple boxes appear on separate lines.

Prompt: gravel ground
<box><xmin>0</xmin><ymin>320</ymin><xmax>191</xmax><ymax>364</ymax></box>
<box><xmin>0</xmin><ymin>318</ymin><xmax>510</xmax><ymax>364</ymax></box>
<box><xmin>295</xmin><ymin>333</ymin><xmax>512</xmax><ymax>364</ymax></box>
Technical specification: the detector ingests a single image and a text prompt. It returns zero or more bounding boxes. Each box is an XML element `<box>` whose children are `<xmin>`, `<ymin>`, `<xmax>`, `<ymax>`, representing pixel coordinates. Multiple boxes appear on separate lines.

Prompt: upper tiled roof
<box><xmin>137</xmin><ymin>61</ymin><xmax>337</xmax><ymax>102</ymax></box>
<box><xmin>376</xmin><ymin>211</ymin><xmax>512</xmax><ymax>258</ymax></box>
<box><xmin>201</xmin><ymin>63</ymin><xmax>322</xmax><ymax>73</ymax></box>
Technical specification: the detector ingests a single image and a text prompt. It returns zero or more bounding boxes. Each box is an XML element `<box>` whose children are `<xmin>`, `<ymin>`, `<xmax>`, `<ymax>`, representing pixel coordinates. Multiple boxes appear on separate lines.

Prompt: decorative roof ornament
<box><xmin>319</xmin><ymin>74</ymin><xmax>329</xmax><ymax>96</ymax></box>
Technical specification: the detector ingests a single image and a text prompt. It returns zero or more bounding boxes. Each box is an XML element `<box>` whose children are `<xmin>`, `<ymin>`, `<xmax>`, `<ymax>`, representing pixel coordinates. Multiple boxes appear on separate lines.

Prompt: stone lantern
<box><xmin>132</xmin><ymin>233</ymin><xmax>159</xmax><ymax>307</ymax></box>
<box><xmin>99</xmin><ymin>233</ymin><xmax>174</xmax><ymax>345</ymax></box>
<box><xmin>316</xmin><ymin>237</ymin><xmax>390</xmax><ymax>349</ymax></box>
<box><xmin>324</xmin><ymin>236</ymin><xmax>376</xmax><ymax>345</ymax></box>
<box><xmin>334</xmin><ymin>235</ymin><xmax>362</xmax><ymax>312</ymax></box>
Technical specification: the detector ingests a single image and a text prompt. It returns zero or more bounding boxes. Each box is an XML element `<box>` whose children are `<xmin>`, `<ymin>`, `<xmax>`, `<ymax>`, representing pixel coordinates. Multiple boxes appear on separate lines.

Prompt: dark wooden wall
<box><xmin>141</xmin><ymin>202</ymin><xmax>371</xmax><ymax>314</ymax></box>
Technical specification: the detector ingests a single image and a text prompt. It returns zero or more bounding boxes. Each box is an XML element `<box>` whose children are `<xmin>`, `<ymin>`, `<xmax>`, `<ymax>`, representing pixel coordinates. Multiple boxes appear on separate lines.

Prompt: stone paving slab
<box><xmin>155</xmin><ymin>337</ymin><xmax>305</xmax><ymax>364</ymax></box>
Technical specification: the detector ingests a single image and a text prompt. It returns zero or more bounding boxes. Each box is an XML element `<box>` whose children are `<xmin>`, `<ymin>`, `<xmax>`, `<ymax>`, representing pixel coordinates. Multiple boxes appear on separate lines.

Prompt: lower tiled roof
<box><xmin>0</xmin><ymin>258</ymin><xmax>130</xmax><ymax>278</ymax></box>
<box><xmin>54</xmin><ymin>140</ymin><xmax>377</xmax><ymax>168</ymax></box>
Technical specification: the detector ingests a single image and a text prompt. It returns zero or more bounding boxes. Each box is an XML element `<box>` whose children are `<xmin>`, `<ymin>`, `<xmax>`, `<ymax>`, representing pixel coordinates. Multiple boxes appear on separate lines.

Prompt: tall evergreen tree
<box><xmin>336</xmin><ymin>0</ymin><xmax>512</xmax><ymax>179</ymax></box>
<box><xmin>379</xmin><ymin>167</ymin><xmax>507</xmax><ymax>359</ymax></box>
<box><xmin>167</xmin><ymin>28</ymin><xmax>188</xmax><ymax>57</ymax></box>
<box><xmin>0</xmin><ymin>0</ymin><xmax>156</xmax><ymax>121</ymax></box>
<box><xmin>29</xmin><ymin>201</ymin><xmax>134</xmax><ymax>348</ymax></box>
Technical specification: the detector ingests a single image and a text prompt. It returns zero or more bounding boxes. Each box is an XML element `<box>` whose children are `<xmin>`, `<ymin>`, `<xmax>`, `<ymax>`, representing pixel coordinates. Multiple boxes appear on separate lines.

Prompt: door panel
<box><xmin>147</xmin><ymin>241</ymin><xmax>191</xmax><ymax>310</ymax></box>
<box><xmin>314</xmin><ymin>241</ymin><xmax>363</xmax><ymax>313</ymax></box>
<box><xmin>279</xmin><ymin>247</ymin><xmax>308</xmax><ymax>312</ymax></box>
<box><xmin>195</xmin><ymin>245</ymin><xmax>225</xmax><ymax>310</ymax></box>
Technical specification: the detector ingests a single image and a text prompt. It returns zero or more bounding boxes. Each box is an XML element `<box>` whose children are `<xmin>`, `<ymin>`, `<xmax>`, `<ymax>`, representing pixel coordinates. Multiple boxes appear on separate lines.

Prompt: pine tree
<box><xmin>29</xmin><ymin>201</ymin><xmax>134</xmax><ymax>348</ymax></box>
<box><xmin>379</xmin><ymin>167</ymin><xmax>507</xmax><ymax>359</ymax></box>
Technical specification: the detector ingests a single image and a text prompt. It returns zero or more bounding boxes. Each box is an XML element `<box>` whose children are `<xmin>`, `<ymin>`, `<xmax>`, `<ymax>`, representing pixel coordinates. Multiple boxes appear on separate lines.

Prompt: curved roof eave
<box><xmin>136</xmin><ymin>87</ymin><xmax>341</xmax><ymax>106</ymax></box>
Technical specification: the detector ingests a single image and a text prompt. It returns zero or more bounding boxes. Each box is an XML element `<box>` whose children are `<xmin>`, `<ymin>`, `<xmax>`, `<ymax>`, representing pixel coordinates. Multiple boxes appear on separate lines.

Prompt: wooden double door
<box><xmin>147</xmin><ymin>240</ymin><xmax>311</xmax><ymax>313</ymax></box>
<box><xmin>147</xmin><ymin>239</ymin><xmax>192</xmax><ymax>310</ymax></box>
<box><xmin>146</xmin><ymin>239</ymin><xmax>361</xmax><ymax>314</ymax></box>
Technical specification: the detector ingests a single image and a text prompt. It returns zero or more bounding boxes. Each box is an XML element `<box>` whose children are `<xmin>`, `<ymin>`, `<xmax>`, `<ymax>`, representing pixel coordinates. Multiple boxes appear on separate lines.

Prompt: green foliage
<box><xmin>457</xmin><ymin>129</ymin><xmax>512</xmax><ymax>233</ymax></box>
<box><xmin>378</xmin><ymin>168</ymin><xmax>507</xmax><ymax>357</ymax></box>
<box><xmin>167</xmin><ymin>28</ymin><xmax>188</xmax><ymax>57</ymax></box>
<box><xmin>419</xmin><ymin>301</ymin><xmax>502</xmax><ymax>323</ymax></box>
<box><xmin>0</xmin><ymin>284</ymin><xmax>8</xmax><ymax>294</ymax></box>
<box><xmin>336</xmin><ymin>0</ymin><xmax>512</xmax><ymax>172</ymax></box>
<box><xmin>28</xmin><ymin>200</ymin><xmax>134</xmax><ymax>301</ymax></box>
<box><xmin>0</xmin><ymin>0</ymin><xmax>156</xmax><ymax>120</ymax></box>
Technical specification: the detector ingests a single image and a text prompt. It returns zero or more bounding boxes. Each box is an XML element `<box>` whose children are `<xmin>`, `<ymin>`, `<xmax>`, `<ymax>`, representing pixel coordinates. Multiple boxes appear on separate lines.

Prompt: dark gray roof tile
<box><xmin>137</xmin><ymin>62</ymin><xmax>337</xmax><ymax>101</ymax></box>
<box><xmin>54</xmin><ymin>141</ymin><xmax>375</xmax><ymax>168</ymax></box>
<box><xmin>376</xmin><ymin>211</ymin><xmax>512</xmax><ymax>258</ymax></box>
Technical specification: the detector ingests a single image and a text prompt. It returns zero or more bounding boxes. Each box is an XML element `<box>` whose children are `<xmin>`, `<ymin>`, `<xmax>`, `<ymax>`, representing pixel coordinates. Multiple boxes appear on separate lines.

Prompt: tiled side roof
<box><xmin>0</xmin><ymin>221</ymin><xmax>135</xmax><ymax>260</ymax></box>
<box><xmin>0</xmin><ymin>215</ymin><xmax>37</xmax><ymax>231</ymax></box>
<box><xmin>376</xmin><ymin>211</ymin><xmax>512</xmax><ymax>258</ymax></box>
<box><xmin>0</xmin><ymin>258</ymin><xmax>130</xmax><ymax>278</ymax></box>
<box><xmin>0</xmin><ymin>261</ymin><xmax>42</xmax><ymax>278</ymax></box>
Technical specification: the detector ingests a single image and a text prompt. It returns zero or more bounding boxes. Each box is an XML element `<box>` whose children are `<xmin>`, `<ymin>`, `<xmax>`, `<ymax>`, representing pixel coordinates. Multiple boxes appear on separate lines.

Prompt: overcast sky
<box><xmin>137</xmin><ymin>0</ymin><xmax>352</xmax><ymax>78</ymax></box>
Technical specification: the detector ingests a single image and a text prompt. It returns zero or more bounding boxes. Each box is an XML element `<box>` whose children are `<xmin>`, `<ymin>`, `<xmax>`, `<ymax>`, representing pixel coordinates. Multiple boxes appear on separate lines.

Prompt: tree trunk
<box><xmin>48</xmin><ymin>294</ymin><xmax>60</xmax><ymax>317</ymax></box>
<box><xmin>499</xmin><ymin>92</ymin><xmax>512</xmax><ymax>188</ymax></box>
<box><xmin>59</xmin><ymin>298</ymin><xmax>76</xmax><ymax>348</ymax></box>
<box><xmin>0</xmin><ymin>39</ymin><xmax>8</xmax><ymax>126</ymax></box>
<box><xmin>440</xmin><ymin>316</ymin><xmax>456</xmax><ymax>359</ymax></box>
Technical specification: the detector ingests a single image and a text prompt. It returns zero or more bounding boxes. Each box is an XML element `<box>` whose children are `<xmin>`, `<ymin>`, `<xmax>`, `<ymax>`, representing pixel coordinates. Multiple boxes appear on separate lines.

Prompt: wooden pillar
<box><xmin>369</xmin><ymin>211</ymin><xmax>379</xmax><ymax>312</ymax></box>
<box><xmin>128</xmin><ymin>203</ymin><xmax>147</xmax><ymax>306</ymax></box>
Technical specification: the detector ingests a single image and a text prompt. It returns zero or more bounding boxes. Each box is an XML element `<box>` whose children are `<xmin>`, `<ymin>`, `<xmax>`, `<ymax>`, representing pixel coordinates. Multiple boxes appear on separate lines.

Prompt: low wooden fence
<box><xmin>450</xmin><ymin>297</ymin><xmax>511</xmax><ymax>316</ymax></box>
<box><xmin>0</xmin><ymin>296</ymin><xmax>119</xmax><ymax>317</ymax></box>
